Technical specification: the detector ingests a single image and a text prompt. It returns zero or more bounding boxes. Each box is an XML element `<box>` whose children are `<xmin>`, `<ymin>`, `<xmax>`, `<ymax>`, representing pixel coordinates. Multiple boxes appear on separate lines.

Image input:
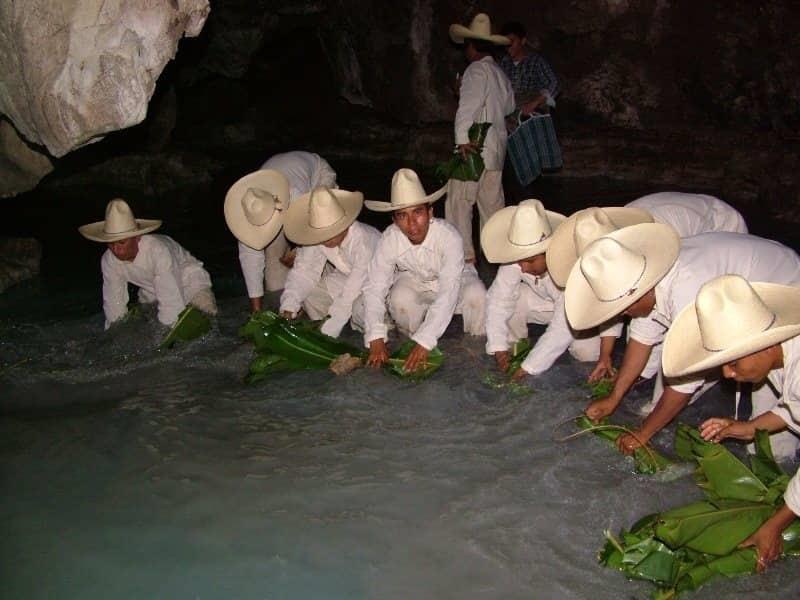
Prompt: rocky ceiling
<box><xmin>2</xmin><ymin>0</ymin><xmax>799</xmax><ymax>224</ymax></box>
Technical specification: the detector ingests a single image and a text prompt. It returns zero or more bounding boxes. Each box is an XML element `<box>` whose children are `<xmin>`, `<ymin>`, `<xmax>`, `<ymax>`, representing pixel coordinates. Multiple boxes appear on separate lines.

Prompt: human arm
<box><xmin>101</xmin><ymin>252</ymin><xmax>130</xmax><ymax>329</ymax></box>
<box><xmin>616</xmin><ymin>386</ymin><xmax>692</xmax><ymax>454</ymax></box>
<box><xmin>279</xmin><ymin>246</ymin><xmax>325</xmax><ymax>319</ymax></box>
<box><xmin>454</xmin><ymin>63</ymin><xmax>486</xmax><ymax>147</ymax></box>
<box><xmin>520</xmin><ymin>288</ymin><xmax>575</xmax><ymax>376</ymax></box>
<box><xmin>403</xmin><ymin>344</ymin><xmax>430</xmax><ymax>373</ymax></box>
<box><xmin>739</xmin><ymin>502</ymin><xmax>797</xmax><ymax>572</ymax></box>
<box><xmin>151</xmin><ymin>245</ymin><xmax>188</xmax><ymax>326</ymax></box>
<box><xmin>485</xmin><ymin>264</ymin><xmax>523</xmax><ymax>360</ymax></box>
<box><xmin>585</xmin><ymin>338</ymin><xmax>653</xmax><ymax>421</ymax></box>
<box><xmin>699</xmin><ymin>411</ymin><xmax>789</xmax><ymax>443</ymax></box>
<box><xmin>366</xmin><ymin>338</ymin><xmax>389</xmax><ymax>368</ymax></box>
<box><xmin>588</xmin><ymin>336</ymin><xmax>618</xmax><ymax>382</ymax></box>
<box><xmin>362</xmin><ymin>232</ymin><xmax>396</xmax><ymax>347</ymax></box>
<box><xmin>238</xmin><ymin>241</ymin><xmax>266</xmax><ymax>310</ymax></box>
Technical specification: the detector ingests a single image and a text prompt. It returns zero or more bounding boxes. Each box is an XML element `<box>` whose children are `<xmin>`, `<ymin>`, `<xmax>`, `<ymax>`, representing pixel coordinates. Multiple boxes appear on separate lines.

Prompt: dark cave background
<box><xmin>3</xmin><ymin>0</ymin><xmax>800</xmax><ymax>298</ymax></box>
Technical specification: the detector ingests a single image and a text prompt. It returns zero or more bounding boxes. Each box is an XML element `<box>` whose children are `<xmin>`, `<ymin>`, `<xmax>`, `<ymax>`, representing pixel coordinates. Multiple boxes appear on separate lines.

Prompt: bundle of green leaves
<box><xmin>434</xmin><ymin>122</ymin><xmax>492</xmax><ymax>183</ymax></box>
<box><xmin>160</xmin><ymin>305</ymin><xmax>211</xmax><ymax>349</ymax></box>
<box><xmin>481</xmin><ymin>338</ymin><xmax>534</xmax><ymax>395</ymax></box>
<box><xmin>599</xmin><ymin>425</ymin><xmax>800</xmax><ymax>597</ymax></box>
<box><xmin>385</xmin><ymin>340</ymin><xmax>444</xmax><ymax>382</ymax></box>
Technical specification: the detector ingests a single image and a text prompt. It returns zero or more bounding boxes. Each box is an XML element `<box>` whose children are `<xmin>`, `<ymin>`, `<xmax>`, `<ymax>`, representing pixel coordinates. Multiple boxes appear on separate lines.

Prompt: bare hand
<box><xmin>279</xmin><ymin>249</ymin><xmax>296</xmax><ymax>269</ymax></box>
<box><xmin>457</xmin><ymin>143</ymin><xmax>478</xmax><ymax>159</ymax></box>
<box><xmin>511</xmin><ymin>367</ymin><xmax>527</xmax><ymax>382</ymax></box>
<box><xmin>249</xmin><ymin>297</ymin><xmax>263</xmax><ymax>313</ymax></box>
<box><xmin>699</xmin><ymin>417</ymin><xmax>754</xmax><ymax>443</ymax></box>
<box><xmin>520</xmin><ymin>95</ymin><xmax>546</xmax><ymax>116</ymax></box>
<box><xmin>585</xmin><ymin>396</ymin><xmax>619</xmax><ymax>422</ymax></box>
<box><xmin>280</xmin><ymin>310</ymin><xmax>297</xmax><ymax>320</ymax></box>
<box><xmin>616</xmin><ymin>431</ymin><xmax>647</xmax><ymax>456</ymax></box>
<box><xmin>403</xmin><ymin>344</ymin><xmax>429</xmax><ymax>373</ymax></box>
<box><xmin>588</xmin><ymin>357</ymin><xmax>617</xmax><ymax>383</ymax></box>
<box><xmin>495</xmin><ymin>351</ymin><xmax>510</xmax><ymax>372</ymax></box>
<box><xmin>367</xmin><ymin>339</ymin><xmax>389</xmax><ymax>368</ymax></box>
<box><xmin>740</xmin><ymin>525</ymin><xmax>783</xmax><ymax>572</ymax></box>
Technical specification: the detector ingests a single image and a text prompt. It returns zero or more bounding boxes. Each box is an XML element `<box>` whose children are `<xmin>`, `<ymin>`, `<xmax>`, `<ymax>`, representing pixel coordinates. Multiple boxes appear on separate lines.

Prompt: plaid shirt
<box><xmin>499</xmin><ymin>53</ymin><xmax>559</xmax><ymax>106</ymax></box>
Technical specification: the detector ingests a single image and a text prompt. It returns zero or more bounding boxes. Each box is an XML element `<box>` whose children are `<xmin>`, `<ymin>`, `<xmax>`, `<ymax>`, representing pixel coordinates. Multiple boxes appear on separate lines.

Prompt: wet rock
<box><xmin>0</xmin><ymin>238</ymin><xmax>42</xmax><ymax>293</ymax></box>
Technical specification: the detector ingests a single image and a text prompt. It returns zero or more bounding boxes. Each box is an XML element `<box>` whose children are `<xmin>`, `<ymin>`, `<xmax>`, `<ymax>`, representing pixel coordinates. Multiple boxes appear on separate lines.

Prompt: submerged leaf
<box><xmin>160</xmin><ymin>305</ymin><xmax>211</xmax><ymax>349</ymax></box>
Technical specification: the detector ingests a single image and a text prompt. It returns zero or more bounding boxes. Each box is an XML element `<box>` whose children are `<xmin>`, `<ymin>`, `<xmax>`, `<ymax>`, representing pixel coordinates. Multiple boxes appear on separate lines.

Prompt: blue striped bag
<box><xmin>506</xmin><ymin>113</ymin><xmax>563</xmax><ymax>186</ymax></box>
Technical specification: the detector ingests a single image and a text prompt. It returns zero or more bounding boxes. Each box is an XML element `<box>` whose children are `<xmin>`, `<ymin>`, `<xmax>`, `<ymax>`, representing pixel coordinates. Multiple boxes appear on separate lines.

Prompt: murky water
<box><xmin>2</xmin><ymin>169</ymin><xmax>799</xmax><ymax>598</ymax></box>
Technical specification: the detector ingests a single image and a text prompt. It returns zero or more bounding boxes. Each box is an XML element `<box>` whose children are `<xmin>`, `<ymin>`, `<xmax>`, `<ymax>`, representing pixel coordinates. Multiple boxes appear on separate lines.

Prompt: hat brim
<box><xmin>546</xmin><ymin>207</ymin><xmax>654</xmax><ymax>288</ymax></box>
<box><xmin>364</xmin><ymin>184</ymin><xmax>446</xmax><ymax>213</ymax></box>
<box><xmin>79</xmin><ymin>219</ymin><xmax>161</xmax><ymax>242</ymax></box>
<box><xmin>283</xmin><ymin>190</ymin><xmax>364</xmax><ymax>245</ymax></box>
<box><xmin>224</xmin><ymin>169</ymin><xmax>290</xmax><ymax>250</ymax></box>
<box><xmin>663</xmin><ymin>282</ymin><xmax>800</xmax><ymax>378</ymax></box>
<box><xmin>565</xmin><ymin>223</ymin><xmax>680</xmax><ymax>330</ymax></box>
<box><xmin>448</xmin><ymin>24</ymin><xmax>510</xmax><ymax>45</ymax></box>
<box><xmin>480</xmin><ymin>207</ymin><xmax>566</xmax><ymax>263</ymax></box>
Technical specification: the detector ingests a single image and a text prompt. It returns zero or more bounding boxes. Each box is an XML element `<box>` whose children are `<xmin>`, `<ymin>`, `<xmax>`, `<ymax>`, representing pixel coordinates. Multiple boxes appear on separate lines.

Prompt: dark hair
<box><xmin>500</xmin><ymin>21</ymin><xmax>527</xmax><ymax>38</ymax></box>
<box><xmin>465</xmin><ymin>37</ymin><xmax>496</xmax><ymax>55</ymax></box>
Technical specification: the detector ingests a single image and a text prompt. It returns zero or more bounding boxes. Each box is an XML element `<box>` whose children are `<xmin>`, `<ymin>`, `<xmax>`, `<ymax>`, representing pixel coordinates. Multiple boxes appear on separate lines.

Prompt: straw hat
<box><xmin>283</xmin><ymin>186</ymin><xmax>364</xmax><ymax>245</ymax></box>
<box><xmin>564</xmin><ymin>223</ymin><xmax>680</xmax><ymax>330</ymax></box>
<box><xmin>79</xmin><ymin>199</ymin><xmax>161</xmax><ymax>242</ymax></box>
<box><xmin>480</xmin><ymin>199</ymin><xmax>566</xmax><ymax>264</ymax></box>
<box><xmin>662</xmin><ymin>275</ymin><xmax>800</xmax><ymax>378</ymax></box>
<box><xmin>224</xmin><ymin>169</ymin><xmax>290</xmax><ymax>250</ymax></box>
<box><xmin>364</xmin><ymin>168</ymin><xmax>446</xmax><ymax>212</ymax></box>
<box><xmin>546</xmin><ymin>206</ymin><xmax>654</xmax><ymax>287</ymax></box>
<box><xmin>449</xmin><ymin>13</ymin><xmax>510</xmax><ymax>45</ymax></box>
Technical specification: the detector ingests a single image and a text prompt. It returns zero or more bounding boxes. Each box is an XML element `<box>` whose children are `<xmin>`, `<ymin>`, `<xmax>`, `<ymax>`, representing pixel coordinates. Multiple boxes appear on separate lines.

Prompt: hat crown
<box><xmin>696</xmin><ymin>275</ymin><xmax>776</xmax><ymax>352</ymax></box>
<box><xmin>104</xmin><ymin>199</ymin><xmax>138</xmax><ymax>235</ymax></box>
<box><xmin>308</xmin><ymin>187</ymin><xmax>346</xmax><ymax>230</ymax></box>
<box><xmin>508</xmin><ymin>199</ymin><xmax>552</xmax><ymax>248</ymax></box>
<box><xmin>580</xmin><ymin>237</ymin><xmax>647</xmax><ymax>302</ymax></box>
<box><xmin>242</xmin><ymin>188</ymin><xmax>277</xmax><ymax>226</ymax></box>
<box><xmin>391</xmin><ymin>168</ymin><xmax>429</xmax><ymax>207</ymax></box>
<box><xmin>469</xmin><ymin>13</ymin><xmax>493</xmax><ymax>37</ymax></box>
<box><xmin>574</xmin><ymin>208</ymin><xmax>619</xmax><ymax>255</ymax></box>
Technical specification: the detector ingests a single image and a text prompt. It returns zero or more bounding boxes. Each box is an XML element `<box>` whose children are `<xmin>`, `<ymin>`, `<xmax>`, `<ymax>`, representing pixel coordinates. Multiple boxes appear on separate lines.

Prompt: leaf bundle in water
<box><xmin>160</xmin><ymin>305</ymin><xmax>211</xmax><ymax>349</ymax></box>
<box><xmin>481</xmin><ymin>338</ymin><xmax>533</xmax><ymax>394</ymax></box>
<box><xmin>599</xmin><ymin>424</ymin><xmax>800</xmax><ymax>597</ymax></box>
<box><xmin>585</xmin><ymin>377</ymin><xmax>614</xmax><ymax>399</ymax></box>
<box><xmin>385</xmin><ymin>340</ymin><xmax>444</xmax><ymax>382</ymax></box>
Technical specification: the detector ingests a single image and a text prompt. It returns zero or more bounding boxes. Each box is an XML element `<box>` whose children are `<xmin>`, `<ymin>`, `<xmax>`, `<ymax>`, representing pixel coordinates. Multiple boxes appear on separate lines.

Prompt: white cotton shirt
<box><xmin>101</xmin><ymin>234</ymin><xmax>212</xmax><ymax>329</ymax></box>
<box><xmin>627</xmin><ymin>192</ymin><xmax>748</xmax><ymax>236</ymax></box>
<box><xmin>238</xmin><ymin>151</ymin><xmax>338</xmax><ymax>298</ymax></box>
<box><xmin>629</xmin><ymin>232</ymin><xmax>800</xmax><ymax>393</ymax></box>
<box><xmin>363</xmin><ymin>218</ymin><xmax>464</xmax><ymax>350</ymax></box>
<box><xmin>455</xmin><ymin>56</ymin><xmax>515</xmax><ymax>171</ymax></box>
<box><xmin>279</xmin><ymin>221</ymin><xmax>380</xmax><ymax>337</ymax></box>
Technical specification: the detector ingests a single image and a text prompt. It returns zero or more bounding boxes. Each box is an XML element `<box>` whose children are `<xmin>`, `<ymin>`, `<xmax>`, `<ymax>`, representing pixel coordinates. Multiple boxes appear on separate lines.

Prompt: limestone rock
<box><xmin>0</xmin><ymin>120</ymin><xmax>53</xmax><ymax>198</ymax></box>
<box><xmin>0</xmin><ymin>238</ymin><xmax>42</xmax><ymax>294</ymax></box>
<box><xmin>0</xmin><ymin>0</ymin><xmax>210</xmax><ymax>158</ymax></box>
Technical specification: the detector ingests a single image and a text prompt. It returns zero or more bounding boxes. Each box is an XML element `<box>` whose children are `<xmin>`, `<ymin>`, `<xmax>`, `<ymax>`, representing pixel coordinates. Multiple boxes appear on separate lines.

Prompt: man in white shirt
<box><xmin>362</xmin><ymin>168</ymin><xmax>486</xmax><ymax>373</ymax></box>
<box><xmin>225</xmin><ymin>151</ymin><xmax>337</xmax><ymax>310</ymax></box>
<box><xmin>279</xmin><ymin>186</ymin><xmax>380</xmax><ymax>338</ymax></box>
<box><xmin>481</xmin><ymin>199</ymin><xmax>603</xmax><ymax>376</ymax></box>
<box><xmin>662</xmin><ymin>275</ymin><xmax>800</xmax><ymax>569</ymax></box>
<box><xmin>564</xmin><ymin>226</ymin><xmax>800</xmax><ymax>456</ymax></box>
<box><xmin>446</xmin><ymin>13</ymin><xmax>515</xmax><ymax>263</ymax></box>
<box><xmin>547</xmin><ymin>193</ymin><xmax>747</xmax><ymax>382</ymax></box>
<box><xmin>79</xmin><ymin>199</ymin><xmax>216</xmax><ymax>329</ymax></box>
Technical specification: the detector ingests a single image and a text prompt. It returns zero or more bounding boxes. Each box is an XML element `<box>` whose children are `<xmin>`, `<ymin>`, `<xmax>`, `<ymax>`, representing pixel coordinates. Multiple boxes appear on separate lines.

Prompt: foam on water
<box><xmin>1</xmin><ymin>287</ymin><xmax>799</xmax><ymax>599</ymax></box>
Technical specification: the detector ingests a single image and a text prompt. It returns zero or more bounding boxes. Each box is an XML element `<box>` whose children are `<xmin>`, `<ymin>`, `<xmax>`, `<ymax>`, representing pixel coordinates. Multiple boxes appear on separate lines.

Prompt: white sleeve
<box><xmin>280</xmin><ymin>246</ymin><xmax>325</xmax><ymax>315</ymax></box>
<box><xmin>629</xmin><ymin>314</ymin><xmax>667</xmax><ymax>346</ymax></box>
<box><xmin>454</xmin><ymin>65</ymin><xmax>486</xmax><ymax>145</ymax></box>
<box><xmin>522</xmin><ymin>292</ymin><xmax>574</xmax><ymax>375</ymax></box>
<box><xmin>784</xmin><ymin>467</ymin><xmax>800</xmax><ymax>516</ymax></box>
<box><xmin>362</xmin><ymin>235</ymin><xmax>396</xmax><ymax>346</ymax></box>
<box><xmin>101</xmin><ymin>253</ymin><xmax>129</xmax><ymax>329</ymax></box>
<box><xmin>411</xmin><ymin>235</ymin><xmax>464</xmax><ymax>350</ymax></box>
<box><xmin>238</xmin><ymin>241</ymin><xmax>266</xmax><ymax>298</ymax></box>
<box><xmin>321</xmin><ymin>232</ymin><xmax>376</xmax><ymax>338</ymax></box>
<box><xmin>151</xmin><ymin>245</ymin><xmax>188</xmax><ymax>326</ymax></box>
<box><xmin>770</xmin><ymin>379</ymin><xmax>800</xmax><ymax>436</ymax></box>
<box><xmin>599</xmin><ymin>317</ymin><xmax>624</xmax><ymax>339</ymax></box>
<box><xmin>485</xmin><ymin>265</ymin><xmax>522</xmax><ymax>354</ymax></box>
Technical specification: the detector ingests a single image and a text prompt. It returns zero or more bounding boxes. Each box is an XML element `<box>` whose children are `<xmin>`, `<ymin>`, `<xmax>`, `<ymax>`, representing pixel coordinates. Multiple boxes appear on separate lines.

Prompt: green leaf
<box><xmin>434</xmin><ymin>122</ymin><xmax>492</xmax><ymax>182</ymax></box>
<box><xmin>160</xmin><ymin>305</ymin><xmax>211</xmax><ymax>349</ymax></box>
<box><xmin>385</xmin><ymin>340</ymin><xmax>444</xmax><ymax>381</ymax></box>
<box><xmin>585</xmin><ymin>377</ymin><xmax>615</xmax><ymax>399</ymax></box>
<box><xmin>506</xmin><ymin>337</ymin><xmax>533</xmax><ymax>374</ymax></box>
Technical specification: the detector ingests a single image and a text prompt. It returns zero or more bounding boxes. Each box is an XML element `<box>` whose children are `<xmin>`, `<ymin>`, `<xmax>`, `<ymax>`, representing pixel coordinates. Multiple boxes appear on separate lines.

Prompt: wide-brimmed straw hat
<box><xmin>364</xmin><ymin>168</ymin><xmax>446</xmax><ymax>213</ymax></box>
<box><xmin>564</xmin><ymin>223</ymin><xmax>680</xmax><ymax>330</ymax></box>
<box><xmin>480</xmin><ymin>199</ymin><xmax>565</xmax><ymax>264</ymax></box>
<box><xmin>283</xmin><ymin>186</ymin><xmax>364</xmax><ymax>245</ymax></box>
<box><xmin>79</xmin><ymin>198</ymin><xmax>161</xmax><ymax>242</ymax></box>
<box><xmin>449</xmin><ymin>13</ymin><xmax>510</xmax><ymax>45</ymax></box>
<box><xmin>662</xmin><ymin>275</ymin><xmax>800</xmax><ymax>378</ymax></box>
<box><xmin>224</xmin><ymin>169</ymin><xmax>290</xmax><ymax>250</ymax></box>
<box><xmin>546</xmin><ymin>206</ymin><xmax>654</xmax><ymax>287</ymax></box>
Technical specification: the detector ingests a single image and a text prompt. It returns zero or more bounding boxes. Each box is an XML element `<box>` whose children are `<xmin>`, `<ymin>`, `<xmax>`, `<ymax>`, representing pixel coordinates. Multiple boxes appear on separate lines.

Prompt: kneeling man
<box><xmin>363</xmin><ymin>168</ymin><xmax>486</xmax><ymax>372</ymax></box>
<box><xmin>79</xmin><ymin>199</ymin><xmax>216</xmax><ymax>329</ymax></box>
<box><xmin>280</xmin><ymin>186</ymin><xmax>380</xmax><ymax>337</ymax></box>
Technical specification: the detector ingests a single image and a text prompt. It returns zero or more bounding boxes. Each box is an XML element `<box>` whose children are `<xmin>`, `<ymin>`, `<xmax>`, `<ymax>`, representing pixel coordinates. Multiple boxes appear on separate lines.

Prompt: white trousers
<box><xmin>388</xmin><ymin>265</ymin><xmax>486</xmax><ymax>338</ymax></box>
<box><xmin>445</xmin><ymin>170</ymin><xmax>505</xmax><ymax>261</ymax></box>
<box><xmin>301</xmin><ymin>267</ymin><xmax>365</xmax><ymax>332</ymax></box>
<box><xmin>507</xmin><ymin>285</ymin><xmax>600</xmax><ymax>362</ymax></box>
